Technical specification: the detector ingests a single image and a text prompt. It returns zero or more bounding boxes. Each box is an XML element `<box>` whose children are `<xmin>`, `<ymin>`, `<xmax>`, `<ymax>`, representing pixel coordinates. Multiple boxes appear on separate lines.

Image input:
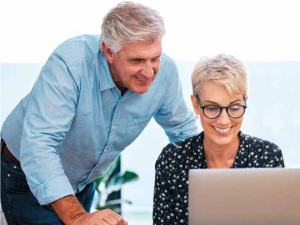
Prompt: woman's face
<box><xmin>191</xmin><ymin>81</ymin><xmax>246</xmax><ymax>148</ymax></box>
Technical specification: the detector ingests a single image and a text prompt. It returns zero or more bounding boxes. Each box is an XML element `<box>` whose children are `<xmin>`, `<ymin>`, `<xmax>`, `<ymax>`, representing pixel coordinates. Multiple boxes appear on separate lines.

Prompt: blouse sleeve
<box><xmin>272</xmin><ymin>144</ymin><xmax>285</xmax><ymax>168</ymax></box>
<box><xmin>153</xmin><ymin>149</ymin><xmax>177</xmax><ymax>225</ymax></box>
<box><xmin>267</xmin><ymin>142</ymin><xmax>285</xmax><ymax>168</ymax></box>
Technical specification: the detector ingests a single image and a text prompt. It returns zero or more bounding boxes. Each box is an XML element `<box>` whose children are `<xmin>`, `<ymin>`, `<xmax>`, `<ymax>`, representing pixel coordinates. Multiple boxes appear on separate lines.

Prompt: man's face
<box><xmin>103</xmin><ymin>39</ymin><xmax>162</xmax><ymax>94</ymax></box>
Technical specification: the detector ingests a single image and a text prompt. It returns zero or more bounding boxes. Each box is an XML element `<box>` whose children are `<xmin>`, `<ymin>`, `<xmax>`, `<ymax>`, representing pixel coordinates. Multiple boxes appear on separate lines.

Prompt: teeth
<box><xmin>214</xmin><ymin>126</ymin><xmax>231</xmax><ymax>133</ymax></box>
<box><xmin>136</xmin><ymin>76</ymin><xmax>146</xmax><ymax>81</ymax></box>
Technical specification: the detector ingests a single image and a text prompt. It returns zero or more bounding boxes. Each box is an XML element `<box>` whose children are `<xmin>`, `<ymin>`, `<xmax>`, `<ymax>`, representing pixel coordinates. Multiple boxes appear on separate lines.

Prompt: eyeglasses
<box><xmin>196</xmin><ymin>96</ymin><xmax>247</xmax><ymax>119</ymax></box>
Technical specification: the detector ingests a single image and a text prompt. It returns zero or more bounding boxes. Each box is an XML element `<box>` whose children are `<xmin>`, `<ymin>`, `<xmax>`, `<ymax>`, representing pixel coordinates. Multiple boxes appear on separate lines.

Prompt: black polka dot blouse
<box><xmin>153</xmin><ymin>131</ymin><xmax>285</xmax><ymax>225</ymax></box>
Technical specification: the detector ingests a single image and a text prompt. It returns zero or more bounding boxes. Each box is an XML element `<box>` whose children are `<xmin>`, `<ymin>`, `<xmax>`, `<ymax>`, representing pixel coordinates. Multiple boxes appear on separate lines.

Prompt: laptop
<box><xmin>189</xmin><ymin>168</ymin><xmax>300</xmax><ymax>225</ymax></box>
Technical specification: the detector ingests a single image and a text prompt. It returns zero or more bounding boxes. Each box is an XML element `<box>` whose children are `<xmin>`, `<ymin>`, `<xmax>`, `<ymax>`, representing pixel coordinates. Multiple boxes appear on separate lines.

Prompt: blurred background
<box><xmin>1</xmin><ymin>0</ymin><xmax>300</xmax><ymax>224</ymax></box>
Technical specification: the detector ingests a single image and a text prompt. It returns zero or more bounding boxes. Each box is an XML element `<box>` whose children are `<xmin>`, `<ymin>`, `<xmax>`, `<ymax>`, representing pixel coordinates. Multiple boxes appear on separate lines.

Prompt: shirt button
<box><xmin>112</xmin><ymin>125</ymin><xmax>116</xmax><ymax>129</ymax></box>
<box><xmin>8</xmin><ymin>173</ymin><xmax>11</xmax><ymax>177</ymax></box>
<box><xmin>13</xmin><ymin>165</ymin><xmax>17</xmax><ymax>169</ymax></box>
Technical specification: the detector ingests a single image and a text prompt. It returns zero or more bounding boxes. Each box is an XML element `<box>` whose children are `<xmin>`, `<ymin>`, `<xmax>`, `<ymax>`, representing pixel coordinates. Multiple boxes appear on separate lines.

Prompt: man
<box><xmin>1</xmin><ymin>2</ymin><xmax>197</xmax><ymax>224</ymax></box>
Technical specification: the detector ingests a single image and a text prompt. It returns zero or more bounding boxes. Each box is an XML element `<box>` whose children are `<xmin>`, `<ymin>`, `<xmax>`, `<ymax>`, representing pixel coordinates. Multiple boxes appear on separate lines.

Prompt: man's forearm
<box><xmin>51</xmin><ymin>195</ymin><xmax>87</xmax><ymax>225</ymax></box>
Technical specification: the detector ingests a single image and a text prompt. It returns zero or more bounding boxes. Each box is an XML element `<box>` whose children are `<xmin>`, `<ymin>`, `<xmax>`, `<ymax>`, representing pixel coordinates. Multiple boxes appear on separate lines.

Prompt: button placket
<box><xmin>104</xmin><ymin>102</ymin><xmax>120</xmax><ymax>153</ymax></box>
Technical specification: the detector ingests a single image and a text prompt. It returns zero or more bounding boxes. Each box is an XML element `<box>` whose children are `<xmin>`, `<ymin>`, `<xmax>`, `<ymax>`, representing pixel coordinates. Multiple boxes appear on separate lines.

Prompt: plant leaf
<box><xmin>94</xmin><ymin>155</ymin><xmax>121</xmax><ymax>193</ymax></box>
<box><xmin>106</xmin><ymin>171</ymin><xmax>139</xmax><ymax>189</ymax></box>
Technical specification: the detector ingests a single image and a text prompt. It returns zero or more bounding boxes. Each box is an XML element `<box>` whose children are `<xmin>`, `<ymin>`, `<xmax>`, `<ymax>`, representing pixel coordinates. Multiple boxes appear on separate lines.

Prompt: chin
<box><xmin>206</xmin><ymin>126</ymin><xmax>238</xmax><ymax>147</ymax></box>
<box><xmin>212</xmin><ymin>136</ymin><xmax>234</xmax><ymax>146</ymax></box>
<box><xmin>131</xmin><ymin>88</ymin><xmax>148</xmax><ymax>94</ymax></box>
<box><xmin>131</xmin><ymin>85</ymin><xmax>151</xmax><ymax>94</ymax></box>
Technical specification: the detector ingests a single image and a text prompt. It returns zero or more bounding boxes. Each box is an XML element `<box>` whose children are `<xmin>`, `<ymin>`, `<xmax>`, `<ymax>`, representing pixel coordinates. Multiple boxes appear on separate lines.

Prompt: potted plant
<box><xmin>94</xmin><ymin>156</ymin><xmax>139</xmax><ymax>213</ymax></box>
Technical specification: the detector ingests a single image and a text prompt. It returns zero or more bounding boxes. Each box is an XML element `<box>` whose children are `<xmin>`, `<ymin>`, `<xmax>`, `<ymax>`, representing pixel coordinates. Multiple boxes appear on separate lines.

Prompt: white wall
<box><xmin>1</xmin><ymin>0</ymin><xmax>300</xmax><ymax>63</ymax></box>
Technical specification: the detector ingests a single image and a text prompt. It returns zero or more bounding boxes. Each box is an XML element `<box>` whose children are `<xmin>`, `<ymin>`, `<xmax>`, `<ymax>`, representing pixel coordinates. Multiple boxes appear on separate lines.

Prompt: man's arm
<box><xmin>51</xmin><ymin>196</ymin><xmax>86</xmax><ymax>224</ymax></box>
<box><xmin>51</xmin><ymin>196</ymin><xmax>128</xmax><ymax>225</ymax></box>
<box><xmin>22</xmin><ymin>52</ymin><xmax>127</xmax><ymax>224</ymax></box>
<box><xmin>154</xmin><ymin>60</ymin><xmax>198</xmax><ymax>142</ymax></box>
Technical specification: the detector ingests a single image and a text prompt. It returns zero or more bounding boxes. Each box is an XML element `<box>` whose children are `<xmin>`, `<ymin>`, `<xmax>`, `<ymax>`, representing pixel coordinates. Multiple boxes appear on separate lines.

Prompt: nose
<box><xmin>141</xmin><ymin>61</ymin><xmax>154</xmax><ymax>78</ymax></box>
<box><xmin>216</xmin><ymin>108</ymin><xmax>231</xmax><ymax>125</ymax></box>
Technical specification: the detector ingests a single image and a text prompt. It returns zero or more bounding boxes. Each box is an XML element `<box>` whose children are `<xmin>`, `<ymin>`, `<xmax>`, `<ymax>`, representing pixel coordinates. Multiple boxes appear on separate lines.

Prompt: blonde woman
<box><xmin>153</xmin><ymin>54</ymin><xmax>285</xmax><ymax>225</ymax></box>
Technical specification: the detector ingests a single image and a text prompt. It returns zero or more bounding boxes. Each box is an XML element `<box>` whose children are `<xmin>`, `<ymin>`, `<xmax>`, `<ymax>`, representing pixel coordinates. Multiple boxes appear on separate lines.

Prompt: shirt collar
<box><xmin>98</xmin><ymin>51</ymin><xmax>116</xmax><ymax>91</ymax></box>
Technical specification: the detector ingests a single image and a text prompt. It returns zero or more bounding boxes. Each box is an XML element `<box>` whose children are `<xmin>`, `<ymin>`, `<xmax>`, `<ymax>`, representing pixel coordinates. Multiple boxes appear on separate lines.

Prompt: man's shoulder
<box><xmin>160</xmin><ymin>53</ymin><xmax>177</xmax><ymax>69</ymax></box>
<box><xmin>54</xmin><ymin>34</ymin><xmax>101</xmax><ymax>66</ymax></box>
<box><xmin>154</xmin><ymin>53</ymin><xmax>179</xmax><ymax>84</ymax></box>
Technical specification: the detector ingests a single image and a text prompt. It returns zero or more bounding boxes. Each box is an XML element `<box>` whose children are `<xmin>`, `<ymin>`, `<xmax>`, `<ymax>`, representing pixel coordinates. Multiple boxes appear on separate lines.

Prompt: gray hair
<box><xmin>100</xmin><ymin>1</ymin><xmax>165</xmax><ymax>53</ymax></box>
<box><xmin>191</xmin><ymin>54</ymin><xmax>248</xmax><ymax>98</ymax></box>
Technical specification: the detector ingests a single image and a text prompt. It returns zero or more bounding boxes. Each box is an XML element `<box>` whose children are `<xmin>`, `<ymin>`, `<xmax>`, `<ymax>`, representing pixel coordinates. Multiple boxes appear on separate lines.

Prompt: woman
<box><xmin>152</xmin><ymin>54</ymin><xmax>285</xmax><ymax>225</ymax></box>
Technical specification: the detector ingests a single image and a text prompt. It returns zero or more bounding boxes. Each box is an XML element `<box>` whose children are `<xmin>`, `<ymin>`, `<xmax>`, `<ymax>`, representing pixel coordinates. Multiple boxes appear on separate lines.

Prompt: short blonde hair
<box><xmin>100</xmin><ymin>1</ymin><xmax>165</xmax><ymax>53</ymax></box>
<box><xmin>191</xmin><ymin>54</ymin><xmax>248</xmax><ymax>97</ymax></box>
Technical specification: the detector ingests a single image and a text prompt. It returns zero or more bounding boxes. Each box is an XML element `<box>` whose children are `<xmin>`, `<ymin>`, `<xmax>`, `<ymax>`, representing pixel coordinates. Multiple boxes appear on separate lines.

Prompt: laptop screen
<box><xmin>189</xmin><ymin>168</ymin><xmax>300</xmax><ymax>225</ymax></box>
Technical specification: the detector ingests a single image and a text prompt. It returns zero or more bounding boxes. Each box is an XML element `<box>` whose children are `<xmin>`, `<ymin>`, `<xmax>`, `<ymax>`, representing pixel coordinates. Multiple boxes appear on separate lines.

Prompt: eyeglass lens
<box><xmin>204</xmin><ymin>105</ymin><xmax>244</xmax><ymax>118</ymax></box>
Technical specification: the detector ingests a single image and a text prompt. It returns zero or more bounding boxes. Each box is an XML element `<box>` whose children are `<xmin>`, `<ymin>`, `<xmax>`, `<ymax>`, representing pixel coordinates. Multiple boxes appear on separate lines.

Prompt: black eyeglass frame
<box><xmin>196</xmin><ymin>96</ymin><xmax>247</xmax><ymax>119</ymax></box>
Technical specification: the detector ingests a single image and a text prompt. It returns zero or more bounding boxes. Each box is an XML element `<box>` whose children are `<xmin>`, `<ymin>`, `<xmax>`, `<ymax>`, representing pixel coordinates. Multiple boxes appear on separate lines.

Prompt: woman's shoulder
<box><xmin>241</xmin><ymin>132</ymin><xmax>281</xmax><ymax>151</ymax></box>
<box><xmin>155</xmin><ymin>133</ymin><xmax>203</xmax><ymax>169</ymax></box>
<box><xmin>240</xmin><ymin>132</ymin><xmax>285</xmax><ymax>167</ymax></box>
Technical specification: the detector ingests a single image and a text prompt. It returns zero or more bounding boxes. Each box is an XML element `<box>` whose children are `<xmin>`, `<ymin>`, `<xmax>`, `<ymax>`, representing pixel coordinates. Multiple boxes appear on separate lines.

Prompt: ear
<box><xmin>191</xmin><ymin>95</ymin><xmax>201</xmax><ymax>115</ymax></box>
<box><xmin>101</xmin><ymin>42</ymin><xmax>114</xmax><ymax>64</ymax></box>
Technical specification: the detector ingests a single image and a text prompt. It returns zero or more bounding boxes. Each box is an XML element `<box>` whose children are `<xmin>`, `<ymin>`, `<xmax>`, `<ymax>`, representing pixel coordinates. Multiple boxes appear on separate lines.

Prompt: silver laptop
<box><xmin>189</xmin><ymin>168</ymin><xmax>300</xmax><ymax>225</ymax></box>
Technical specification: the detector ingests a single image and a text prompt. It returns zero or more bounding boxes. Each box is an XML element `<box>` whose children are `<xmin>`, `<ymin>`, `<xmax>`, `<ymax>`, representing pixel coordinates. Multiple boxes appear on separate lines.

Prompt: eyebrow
<box><xmin>204</xmin><ymin>99</ymin><xmax>243</xmax><ymax>105</ymax></box>
<box><xmin>152</xmin><ymin>54</ymin><xmax>162</xmax><ymax>60</ymax></box>
<box><xmin>129</xmin><ymin>53</ymin><xmax>162</xmax><ymax>61</ymax></box>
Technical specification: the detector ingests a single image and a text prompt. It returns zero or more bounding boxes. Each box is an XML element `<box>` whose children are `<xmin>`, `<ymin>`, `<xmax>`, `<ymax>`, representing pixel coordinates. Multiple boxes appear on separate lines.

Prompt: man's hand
<box><xmin>51</xmin><ymin>195</ymin><xmax>128</xmax><ymax>225</ymax></box>
<box><xmin>71</xmin><ymin>209</ymin><xmax>128</xmax><ymax>225</ymax></box>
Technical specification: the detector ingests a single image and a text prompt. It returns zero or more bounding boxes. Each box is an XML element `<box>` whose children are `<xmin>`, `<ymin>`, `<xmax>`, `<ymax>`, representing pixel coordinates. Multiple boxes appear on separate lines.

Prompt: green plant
<box><xmin>94</xmin><ymin>156</ymin><xmax>139</xmax><ymax>213</ymax></box>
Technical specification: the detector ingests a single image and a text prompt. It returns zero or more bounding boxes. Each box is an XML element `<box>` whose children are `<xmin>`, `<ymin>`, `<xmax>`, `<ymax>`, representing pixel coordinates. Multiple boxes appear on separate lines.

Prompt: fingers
<box><xmin>107</xmin><ymin>210</ymin><xmax>126</xmax><ymax>224</ymax></box>
<box><xmin>102</xmin><ymin>217</ymin><xmax>118</xmax><ymax>225</ymax></box>
<box><xmin>99</xmin><ymin>219</ymin><xmax>110</xmax><ymax>225</ymax></box>
<box><xmin>96</xmin><ymin>209</ymin><xmax>127</xmax><ymax>225</ymax></box>
<box><xmin>102</xmin><ymin>217</ymin><xmax>127</xmax><ymax>225</ymax></box>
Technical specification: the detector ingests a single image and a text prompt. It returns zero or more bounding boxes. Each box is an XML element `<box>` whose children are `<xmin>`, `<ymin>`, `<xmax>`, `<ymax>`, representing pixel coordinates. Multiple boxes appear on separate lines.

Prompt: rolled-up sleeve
<box><xmin>20</xmin><ymin>52</ymin><xmax>79</xmax><ymax>205</ymax></box>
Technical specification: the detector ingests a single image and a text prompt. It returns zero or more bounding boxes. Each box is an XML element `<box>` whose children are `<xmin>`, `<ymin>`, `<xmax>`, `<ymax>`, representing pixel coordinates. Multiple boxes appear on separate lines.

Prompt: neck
<box><xmin>106</xmin><ymin>59</ymin><xmax>126</xmax><ymax>95</ymax></box>
<box><xmin>121</xmin><ymin>88</ymin><xmax>128</xmax><ymax>96</ymax></box>
<box><xmin>203</xmin><ymin>135</ymin><xmax>240</xmax><ymax>168</ymax></box>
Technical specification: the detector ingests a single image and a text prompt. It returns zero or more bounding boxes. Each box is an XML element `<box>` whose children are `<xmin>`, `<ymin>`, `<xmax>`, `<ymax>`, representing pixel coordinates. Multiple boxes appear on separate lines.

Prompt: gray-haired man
<box><xmin>1</xmin><ymin>2</ymin><xmax>197</xmax><ymax>224</ymax></box>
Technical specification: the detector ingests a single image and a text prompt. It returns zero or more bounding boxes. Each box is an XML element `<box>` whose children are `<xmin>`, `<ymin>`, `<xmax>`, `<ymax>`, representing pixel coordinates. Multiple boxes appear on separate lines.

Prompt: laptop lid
<box><xmin>189</xmin><ymin>168</ymin><xmax>300</xmax><ymax>225</ymax></box>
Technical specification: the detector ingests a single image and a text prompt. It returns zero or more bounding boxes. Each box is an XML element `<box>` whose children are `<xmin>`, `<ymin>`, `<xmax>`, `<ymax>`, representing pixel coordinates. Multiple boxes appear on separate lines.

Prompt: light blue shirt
<box><xmin>1</xmin><ymin>35</ymin><xmax>197</xmax><ymax>205</ymax></box>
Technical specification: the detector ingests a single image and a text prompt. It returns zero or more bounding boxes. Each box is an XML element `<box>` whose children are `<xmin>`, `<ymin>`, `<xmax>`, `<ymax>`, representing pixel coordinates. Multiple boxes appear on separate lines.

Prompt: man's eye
<box><xmin>131</xmin><ymin>59</ymin><xmax>142</xmax><ymax>63</ymax></box>
<box><xmin>152</xmin><ymin>57</ymin><xmax>160</xmax><ymax>62</ymax></box>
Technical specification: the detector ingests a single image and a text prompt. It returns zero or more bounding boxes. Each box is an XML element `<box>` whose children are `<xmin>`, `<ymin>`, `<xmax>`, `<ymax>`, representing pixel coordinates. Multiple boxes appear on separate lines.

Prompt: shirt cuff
<box><xmin>33</xmin><ymin>175</ymin><xmax>75</xmax><ymax>205</ymax></box>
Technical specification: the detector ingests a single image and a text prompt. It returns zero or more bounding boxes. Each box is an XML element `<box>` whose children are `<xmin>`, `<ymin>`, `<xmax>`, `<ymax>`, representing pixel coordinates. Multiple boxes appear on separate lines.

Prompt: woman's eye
<box><xmin>229</xmin><ymin>106</ymin><xmax>242</xmax><ymax>111</ymax></box>
<box><xmin>206</xmin><ymin>106</ymin><xmax>219</xmax><ymax>112</ymax></box>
